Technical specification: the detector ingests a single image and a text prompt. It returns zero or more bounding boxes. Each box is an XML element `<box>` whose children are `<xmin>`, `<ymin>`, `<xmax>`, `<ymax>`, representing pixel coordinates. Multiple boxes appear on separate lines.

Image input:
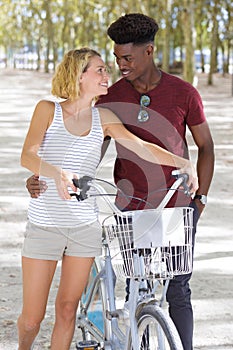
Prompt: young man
<box><xmin>26</xmin><ymin>14</ymin><xmax>214</xmax><ymax>350</ymax></box>
<box><xmin>97</xmin><ymin>14</ymin><xmax>214</xmax><ymax>350</ymax></box>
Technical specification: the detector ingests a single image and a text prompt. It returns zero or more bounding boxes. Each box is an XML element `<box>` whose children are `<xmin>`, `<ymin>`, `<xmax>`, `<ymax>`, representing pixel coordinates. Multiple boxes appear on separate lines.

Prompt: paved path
<box><xmin>0</xmin><ymin>68</ymin><xmax>232</xmax><ymax>349</ymax></box>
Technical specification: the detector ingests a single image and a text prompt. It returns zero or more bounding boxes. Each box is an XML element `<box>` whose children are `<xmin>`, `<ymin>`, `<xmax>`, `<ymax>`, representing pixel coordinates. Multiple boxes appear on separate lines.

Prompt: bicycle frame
<box><xmin>76</xmin><ymin>258</ymin><xmax>107</xmax><ymax>344</ymax></box>
<box><xmin>76</xmin><ymin>240</ymin><xmax>129</xmax><ymax>349</ymax></box>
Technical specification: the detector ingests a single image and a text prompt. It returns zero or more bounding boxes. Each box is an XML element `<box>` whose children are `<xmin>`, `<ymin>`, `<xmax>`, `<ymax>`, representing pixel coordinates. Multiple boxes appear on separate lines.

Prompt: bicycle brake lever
<box><xmin>70</xmin><ymin>192</ymin><xmax>84</xmax><ymax>201</ymax></box>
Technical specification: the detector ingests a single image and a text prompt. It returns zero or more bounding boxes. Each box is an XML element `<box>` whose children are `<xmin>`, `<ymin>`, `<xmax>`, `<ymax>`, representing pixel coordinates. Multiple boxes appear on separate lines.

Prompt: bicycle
<box><xmin>73</xmin><ymin>171</ymin><xmax>194</xmax><ymax>350</ymax></box>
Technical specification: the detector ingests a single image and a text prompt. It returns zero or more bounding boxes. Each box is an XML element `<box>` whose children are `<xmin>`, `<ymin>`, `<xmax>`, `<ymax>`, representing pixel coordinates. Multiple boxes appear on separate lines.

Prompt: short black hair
<box><xmin>107</xmin><ymin>13</ymin><xmax>159</xmax><ymax>45</ymax></box>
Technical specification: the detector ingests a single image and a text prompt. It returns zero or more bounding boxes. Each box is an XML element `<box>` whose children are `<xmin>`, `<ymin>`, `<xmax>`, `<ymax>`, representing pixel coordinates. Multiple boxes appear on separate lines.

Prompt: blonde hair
<box><xmin>51</xmin><ymin>48</ymin><xmax>101</xmax><ymax>100</ymax></box>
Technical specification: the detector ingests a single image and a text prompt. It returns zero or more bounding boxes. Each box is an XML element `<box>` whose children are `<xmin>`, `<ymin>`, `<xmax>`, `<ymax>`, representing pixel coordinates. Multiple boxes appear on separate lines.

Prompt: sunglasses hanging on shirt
<box><xmin>138</xmin><ymin>95</ymin><xmax>151</xmax><ymax>123</ymax></box>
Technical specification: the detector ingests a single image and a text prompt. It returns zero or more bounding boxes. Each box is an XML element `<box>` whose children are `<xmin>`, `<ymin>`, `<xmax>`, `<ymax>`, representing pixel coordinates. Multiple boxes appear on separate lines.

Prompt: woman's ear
<box><xmin>79</xmin><ymin>68</ymin><xmax>88</xmax><ymax>82</ymax></box>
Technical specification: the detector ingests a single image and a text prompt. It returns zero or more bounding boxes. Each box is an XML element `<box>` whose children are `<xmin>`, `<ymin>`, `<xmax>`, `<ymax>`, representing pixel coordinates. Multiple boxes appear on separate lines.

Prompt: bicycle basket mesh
<box><xmin>103</xmin><ymin>207</ymin><xmax>193</xmax><ymax>280</ymax></box>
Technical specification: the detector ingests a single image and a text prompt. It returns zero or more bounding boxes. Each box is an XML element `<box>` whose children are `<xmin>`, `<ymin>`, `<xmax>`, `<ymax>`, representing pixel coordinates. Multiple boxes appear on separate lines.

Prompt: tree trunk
<box><xmin>43</xmin><ymin>1</ymin><xmax>53</xmax><ymax>73</ymax></box>
<box><xmin>162</xmin><ymin>0</ymin><xmax>171</xmax><ymax>72</ymax></box>
<box><xmin>181</xmin><ymin>0</ymin><xmax>195</xmax><ymax>84</ymax></box>
<box><xmin>36</xmin><ymin>39</ymin><xmax>41</xmax><ymax>72</ymax></box>
<box><xmin>208</xmin><ymin>1</ymin><xmax>218</xmax><ymax>85</ymax></box>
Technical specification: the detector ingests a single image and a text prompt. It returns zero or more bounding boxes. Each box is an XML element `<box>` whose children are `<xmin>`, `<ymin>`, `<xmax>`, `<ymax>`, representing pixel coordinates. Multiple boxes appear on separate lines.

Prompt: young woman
<box><xmin>18</xmin><ymin>48</ymin><xmax>198</xmax><ymax>350</ymax></box>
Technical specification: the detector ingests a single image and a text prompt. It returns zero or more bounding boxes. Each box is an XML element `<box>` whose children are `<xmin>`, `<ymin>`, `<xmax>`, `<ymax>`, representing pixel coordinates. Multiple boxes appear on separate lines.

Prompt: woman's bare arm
<box><xmin>21</xmin><ymin>101</ymin><xmax>76</xmax><ymax>199</ymax></box>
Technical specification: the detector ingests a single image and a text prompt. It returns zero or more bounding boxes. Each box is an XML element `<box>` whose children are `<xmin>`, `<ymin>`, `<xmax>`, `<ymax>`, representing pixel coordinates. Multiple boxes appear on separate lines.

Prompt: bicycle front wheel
<box><xmin>128</xmin><ymin>303</ymin><xmax>183</xmax><ymax>350</ymax></box>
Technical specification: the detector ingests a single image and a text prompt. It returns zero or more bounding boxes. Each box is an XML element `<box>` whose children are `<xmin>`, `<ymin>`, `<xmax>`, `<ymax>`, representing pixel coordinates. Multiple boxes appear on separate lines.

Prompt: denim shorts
<box><xmin>22</xmin><ymin>221</ymin><xmax>102</xmax><ymax>260</ymax></box>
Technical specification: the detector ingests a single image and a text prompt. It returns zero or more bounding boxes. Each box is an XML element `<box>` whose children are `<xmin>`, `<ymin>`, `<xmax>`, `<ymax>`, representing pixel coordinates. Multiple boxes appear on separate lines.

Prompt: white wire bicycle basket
<box><xmin>103</xmin><ymin>207</ymin><xmax>193</xmax><ymax>281</ymax></box>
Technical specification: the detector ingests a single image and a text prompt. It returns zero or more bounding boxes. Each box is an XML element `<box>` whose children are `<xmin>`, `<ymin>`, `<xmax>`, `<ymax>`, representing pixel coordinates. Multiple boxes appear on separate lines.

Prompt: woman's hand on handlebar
<box><xmin>54</xmin><ymin>170</ymin><xmax>78</xmax><ymax>200</ymax></box>
<box><xmin>179</xmin><ymin>161</ymin><xmax>198</xmax><ymax>194</ymax></box>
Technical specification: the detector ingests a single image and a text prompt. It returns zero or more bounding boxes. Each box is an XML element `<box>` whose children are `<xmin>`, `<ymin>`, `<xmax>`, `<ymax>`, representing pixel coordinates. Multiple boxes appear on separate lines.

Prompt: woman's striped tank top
<box><xmin>28</xmin><ymin>102</ymin><xmax>104</xmax><ymax>227</ymax></box>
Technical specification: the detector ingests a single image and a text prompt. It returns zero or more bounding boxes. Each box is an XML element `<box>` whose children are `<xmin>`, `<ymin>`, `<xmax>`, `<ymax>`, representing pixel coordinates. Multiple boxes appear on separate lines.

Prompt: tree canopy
<box><xmin>0</xmin><ymin>0</ymin><xmax>232</xmax><ymax>84</ymax></box>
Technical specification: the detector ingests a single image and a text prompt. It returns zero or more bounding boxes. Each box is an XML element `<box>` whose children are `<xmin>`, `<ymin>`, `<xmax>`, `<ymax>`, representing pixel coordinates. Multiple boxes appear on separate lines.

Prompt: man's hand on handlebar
<box><xmin>26</xmin><ymin>175</ymin><xmax>48</xmax><ymax>198</ymax></box>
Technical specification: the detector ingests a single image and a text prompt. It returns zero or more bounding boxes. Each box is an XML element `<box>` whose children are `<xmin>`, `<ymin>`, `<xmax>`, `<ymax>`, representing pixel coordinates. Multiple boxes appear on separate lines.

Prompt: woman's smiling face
<box><xmin>80</xmin><ymin>56</ymin><xmax>109</xmax><ymax>97</ymax></box>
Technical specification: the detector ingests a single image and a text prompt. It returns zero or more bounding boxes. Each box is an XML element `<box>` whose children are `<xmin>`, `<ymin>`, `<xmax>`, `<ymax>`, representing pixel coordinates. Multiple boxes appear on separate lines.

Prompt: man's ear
<box><xmin>145</xmin><ymin>43</ymin><xmax>154</xmax><ymax>56</ymax></box>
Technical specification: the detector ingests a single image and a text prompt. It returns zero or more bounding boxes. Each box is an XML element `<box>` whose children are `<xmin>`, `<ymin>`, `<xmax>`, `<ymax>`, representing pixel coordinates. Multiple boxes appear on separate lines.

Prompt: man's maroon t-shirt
<box><xmin>97</xmin><ymin>71</ymin><xmax>206</xmax><ymax>209</ymax></box>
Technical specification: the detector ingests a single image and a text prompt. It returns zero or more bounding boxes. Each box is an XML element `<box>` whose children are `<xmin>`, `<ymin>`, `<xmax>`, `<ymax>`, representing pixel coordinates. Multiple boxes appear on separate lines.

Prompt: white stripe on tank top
<box><xmin>28</xmin><ymin>102</ymin><xmax>104</xmax><ymax>227</ymax></box>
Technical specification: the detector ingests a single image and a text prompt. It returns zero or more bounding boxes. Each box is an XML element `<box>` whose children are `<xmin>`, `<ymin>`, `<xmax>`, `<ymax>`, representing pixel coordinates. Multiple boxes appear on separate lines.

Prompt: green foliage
<box><xmin>0</xmin><ymin>0</ymin><xmax>232</xmax><ymax>83</ymax></box>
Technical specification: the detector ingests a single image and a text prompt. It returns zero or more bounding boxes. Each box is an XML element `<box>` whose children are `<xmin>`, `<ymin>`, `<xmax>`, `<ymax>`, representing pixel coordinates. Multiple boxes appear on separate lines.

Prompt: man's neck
<box><xmin>128</xmin><ymin>66</ymin><xmax>162</xmax><ymax>94</ymax></box>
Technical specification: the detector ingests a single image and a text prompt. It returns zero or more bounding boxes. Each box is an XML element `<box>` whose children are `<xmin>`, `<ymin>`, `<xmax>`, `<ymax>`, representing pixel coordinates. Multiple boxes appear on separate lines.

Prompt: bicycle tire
<box><xmin>128</xmin><ymin>303</ymin><xmax>183</xmax><ymax>350</ymax></box>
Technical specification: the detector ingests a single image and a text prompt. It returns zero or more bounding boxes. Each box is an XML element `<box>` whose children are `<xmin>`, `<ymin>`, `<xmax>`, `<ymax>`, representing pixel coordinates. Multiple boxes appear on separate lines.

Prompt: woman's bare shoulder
<box><xmin>35</xmin><ymin>100</ymin><xmax>55</xmax><ymax>112</ymax></box>
<box><xmin>31</xmin><ymin>100</ymin><xmax>56</xmax><ymax>129</ymax></box>
<box><xmin>33</xmin><ymin>100</ymin><xmax>55</xmax><ymax>120</ymax></box>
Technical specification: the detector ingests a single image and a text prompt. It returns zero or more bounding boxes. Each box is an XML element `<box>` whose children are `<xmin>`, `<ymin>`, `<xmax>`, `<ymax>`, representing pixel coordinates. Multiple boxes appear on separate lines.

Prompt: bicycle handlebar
<box><xmin>71</xmin><ymin>171</ymin><xmax>190</xmax><ymax>205</ymax></box>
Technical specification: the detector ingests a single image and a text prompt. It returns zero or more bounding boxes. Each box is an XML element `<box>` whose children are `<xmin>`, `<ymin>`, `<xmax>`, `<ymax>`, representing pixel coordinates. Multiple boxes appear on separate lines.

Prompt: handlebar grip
<box><xmin>72</xmin><ymin>176</ymin><xmax>93</xmax><ymax>189</ymax></box>
<box><xmin>171</xmin><ymin>170</ymin><xmax>190</xmax><ymax>195</ymax></box>
<box><xmin>71</xmin><ymin>176</ymin><xmax>93</xmax><ymax>201</ymax></box>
